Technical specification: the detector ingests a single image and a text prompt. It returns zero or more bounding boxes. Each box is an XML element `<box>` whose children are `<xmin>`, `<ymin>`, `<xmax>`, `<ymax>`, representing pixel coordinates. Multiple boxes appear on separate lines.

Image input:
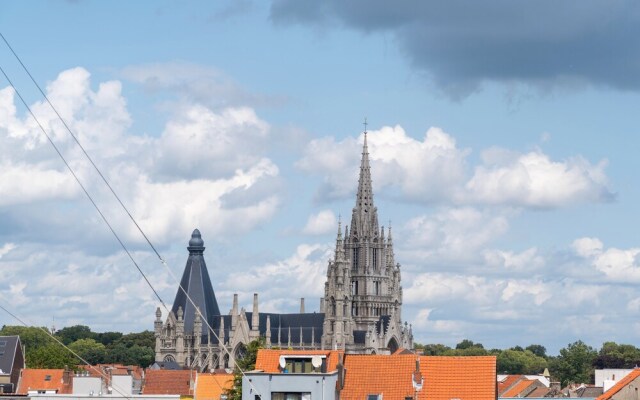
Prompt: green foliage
<box><xmin>95</xmin><ymin>332</ymin><xmax>123</xmax><ymax>346</ymax></box>
<box><xmin>225</xmin><ymin>338</ymin><xmax>265</xmax><ymax>400</ymax></box>
<box><xmin>526</xmin><ymin>344</ymin><xmax>547</xmax><ymax>358</ymax></box>
<box><xmin>104</xmin><ymin>343</ymin><xmax>154</xmax><ymax>367</ymax></box>
<box><xmin>456</xmin><ymin>339</ymin><xmax>483</xmax><ymax>350</ymax></box>
<box><xmin>56</xmin><ymin>325</ymin><xmax>95</xmax><ymax>345</ymax></box>
<box><xmin>497</xmin><ymin>349</ymin><xmax>548</xmax><ymax>374</ymax></box>
<box><xmin>68</xmin><ymin>338</ymin><xmax>107</xmax><ymax>365</ymax></box>
<box><xmin>0</xmin><ymin>325</ymin><xmax>56</xmax><ymax>350</ymax></box>
<box><xmin>28</xmin><ymin>344</ymin><xmax>78</xmax><ymax>368</ymax></box>
<box><xmin>420</xmin><ymin>343</ymin><xmax>452</xmax><ymax>356</ymax></box>
<box><xmin>594</xmin><ymin>342</ymin><xmax>640</xmax><ymax>369</ymax></box>
<box><xmin>112</xmin><ymin>331</ymin><xmax>155</xmax><ymax>349</ymax></box>
<box><xmin>549</xmin><ymin>340</ymin><xmax>597</xmax><ymax>387</ymax></box>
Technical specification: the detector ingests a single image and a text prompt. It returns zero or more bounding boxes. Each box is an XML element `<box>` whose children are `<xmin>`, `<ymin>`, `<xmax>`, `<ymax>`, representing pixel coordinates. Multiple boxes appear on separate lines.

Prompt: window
<box><xmin>44</xmin><ymin>375</ymin><xmax>52</xmax><ymax>381</ymax></box>
<box><xmin>353</xmin><ymin>248</ymin><xmax>359</xmax><ymax>269</ymax></box>
<box><xmin>367</xmin><ymin>395</ymin><xmax>383</xmax><ymax>400</ymax></box>
<box><xmin>272</xmin><ymin>393</ymin><xmax>311</xmax><ymax>400</ymax></box>
<box><xmin>372</xmin><ymin>248</ymin><xmax>377</xmax><ymax>270</ymax></box>
<box><xmin>285</xmin><ymin>358</ymin><xmax>313</xmax><ymax>373</ymax></box>
<box><xmin>0</xmin><ymin>341</ymin><xmax>6</xmax><ymax>347</ymax></box>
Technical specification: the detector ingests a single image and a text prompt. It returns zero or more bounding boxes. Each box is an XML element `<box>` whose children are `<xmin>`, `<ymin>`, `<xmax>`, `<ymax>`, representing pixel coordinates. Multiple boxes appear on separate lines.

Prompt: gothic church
<box><xmin>154</xmin><ymin>131</ymin><xmax>413</xmax><ymax>370</ymax></box>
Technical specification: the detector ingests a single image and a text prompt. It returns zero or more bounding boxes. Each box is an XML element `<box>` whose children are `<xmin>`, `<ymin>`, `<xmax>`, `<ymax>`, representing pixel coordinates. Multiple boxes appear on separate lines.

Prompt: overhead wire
<box><xmin>0</xmin><ymin>299</ymin><xmax>137</xmax><ymax>400</ymax></box>
<box><xmin>0</xmin><ymin>33</ymin><xmax>262</xmax><ymax>396</ymax></box>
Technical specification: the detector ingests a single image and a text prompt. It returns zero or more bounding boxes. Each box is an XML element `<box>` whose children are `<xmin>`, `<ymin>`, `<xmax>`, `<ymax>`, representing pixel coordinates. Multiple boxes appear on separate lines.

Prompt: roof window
<box><xmin>44</xmin><ymin>375</ymin><xmax>51</xmax><ymax>381</ymax></box>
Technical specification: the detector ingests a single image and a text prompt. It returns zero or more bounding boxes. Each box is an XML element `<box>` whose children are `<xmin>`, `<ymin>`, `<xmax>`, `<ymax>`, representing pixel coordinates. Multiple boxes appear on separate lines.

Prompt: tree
<box><xmin>594</xmin><ymin>342</ymin><xmax>640</xmax><ymax>369</ymax></box>
<box><xmin>56</xmin><ymin>325</ymin><xmax>95</xmax><ymax>345</ymax></box>
<box><xmin>421</xmin><ymin>343</ymin><xmax>452</xmax><ymax>356</ymax></box>
<box><xmin>526</xmin><ymin>344</ymin><xmax>548</xmax><ymax>359</ymax></box>
<box><xmin>549</xmin><ymin>341</ymin><xmax>597</xmax><ymax>387</ymax></box>
<box><xmin>0</xmin><ymin>325</ymin><xmax>55</xmax><ymax>350</ymax></box>
<box><xmin>104</xmin><ymin>343</ymin><xmax>154</xmax><ymax>367</ymax></box>
<box><xmin>225</xmin><ymin>338</ymin><xmax>264</xmax><ymax>400</ymax></box>
<box><xmin>68</xmin><ymin>338</ymin><xmax>107</xmax><ymax>365</ymax></box>
<box><xmin>498</xmin><ymin>349</ymin><xmax>548</xmax><ymax>374</ymax></box>
<box><xmin>456</xmin><ymin>339</ymin><xmax>483</xmax><ymax>350</ymax></box>
<box><xmin>112</xmin><ymin>331</ymin><xmax>154</xmax><ymax>349</ymax></box>
<box><xmin>28</xmin><ymin>344</ymin><xmax>78</xmax><ymax>368</ymax></box>
<box><xmin>95</xmin><ymin>331</ymin><xmax>123</xmax><ymax>346</ymax></box>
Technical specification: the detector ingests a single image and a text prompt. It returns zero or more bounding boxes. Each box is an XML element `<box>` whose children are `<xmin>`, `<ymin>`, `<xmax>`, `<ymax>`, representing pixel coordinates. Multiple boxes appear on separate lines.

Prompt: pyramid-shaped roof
<box><xmin>171</xmin><ymin>229</ymin><xmax>221</xmax><ymax>336</ymax></box>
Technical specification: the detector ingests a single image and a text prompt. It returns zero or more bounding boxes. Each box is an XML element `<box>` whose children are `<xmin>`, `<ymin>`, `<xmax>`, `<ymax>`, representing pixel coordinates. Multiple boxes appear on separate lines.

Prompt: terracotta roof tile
<box><xmin>143</xmin><ymin>369</ymin><xmax>194</xmax><ymax>396</ymax></box>
<box><xmin>341</xmin><ymin>355</ymin><xmax>497</xmax><ymax>400</ymax></box>
<box><xmin>597</xmin><ymin>369</ymin><xmax>640</xmax><ymax>400</ymax></box>
<box><xmin>195</xmin><ymin>373</ymin><xmax>233</xmax><ymax>400</ymax></box>
<box><xmin>16</xmin><ymin>369</ymin><xmax>72</xmax><ymax>394</ymax></box>
<box><xmin>501</xmin><ymin>379</ymin><xmax>536</xmax><ymax>398</ymax></box>
<box><xmin>254</xmin><ymin>349</ymin><xmax>344</xmax><ymax>373</ymax></box>
<box><xmin>498</xmin><ymin>375</ymin><xmax>525</xmax><ymax>395</ymax></box>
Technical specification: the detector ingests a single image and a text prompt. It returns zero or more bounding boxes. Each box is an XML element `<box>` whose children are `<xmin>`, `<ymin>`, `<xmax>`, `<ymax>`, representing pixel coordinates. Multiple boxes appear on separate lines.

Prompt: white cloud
<box><xmin>0</xmin><ymin>243</ymin><xmax>16</xmax><ymax>259</ymax></box>
<box><xmin>401</xmin><ymin>207</ymin><xmax>510</xmax><ymax>263</ymax></box>
<box><xmin>297</xmin><ymin>125</ymin><xmax>612</xmax><ymax>209</ymax></box>
<box><xmin>302</xmin><ymin>210</ymin><xmax>337</xmax><ymax>235</ymax></box>
<box><xmin>222</xmin><ymin>243</ymin><xmax>332</xmax><ymax>313</ymax></box>
<box><xmin>0</xmin><ymin>67</ymin><xmax>282</xmax><ymax>248</ymax></box>
<box><xmin>572</xmin><ymin>237</ymin><xmax>640</xmax><ymax>282</ymax></box>
<box><xmin>484</xmin><ymin>247</ymin><xmax>545</xmax><ymax>272</ymax></box>
<box><xmin>467</xmin><ymin>150</ymin><xmax>613</xmax><ymax>208</ymax></box>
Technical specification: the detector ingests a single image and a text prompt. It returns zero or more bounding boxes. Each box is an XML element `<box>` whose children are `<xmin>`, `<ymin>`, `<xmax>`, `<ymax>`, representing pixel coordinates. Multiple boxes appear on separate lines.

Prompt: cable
<box><xmin>0</xmin><ymin>33</ymin><xmax>262</xmax><ymax>396</ymax></box>
<box><xmin>0</xmin><ymin>300</ymin><xmax>135</xmax><ymax>400</ymax></box>
<box><xmin>0</xmin><ymin>64</ymin><xmax>170</xmax><ymax>317</ymax></box>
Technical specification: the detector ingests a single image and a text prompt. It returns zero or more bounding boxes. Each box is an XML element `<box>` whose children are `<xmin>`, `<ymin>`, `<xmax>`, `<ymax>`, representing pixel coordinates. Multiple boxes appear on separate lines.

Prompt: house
<box><xmin>0</xmin><ymin>336</ymin><xmax>25</xmax><ymax>393</ymax></box>
<box><xmin>242</xmin><ymin>349</ymin><xmax>344</xmax><ymax>400</ymax></box>
<box><xmin>194</xmin><ymin>373</ymin><xmax>234</xmax><ymax>400</ymax></box>
<box><xmin>595</xmin><ymin>369</ymin><xmax>636</xmax><ymax>392</ymax></box>
<box><xmin>142</xmin><ymin>369</ymin><xmax>195</xmax><ymax>397</ymax></box>
<box><xmin>596</xmin><ymin>369</ymin><xmax>640</xmax><ymax>400</ymax></box>
<box><xmin>500</xmin><ymin>379</ymin><xmax>548</xmax><ymax>398</ymax></box>
<box><xmin>341</xmin><ymin>354</ymin><xmax>497</xmax><ymax>400</ymax></box>
<box><xmin>16</xmin><ymin>369</ymin><xmax>72</xmax><ymax>395</ymax></box>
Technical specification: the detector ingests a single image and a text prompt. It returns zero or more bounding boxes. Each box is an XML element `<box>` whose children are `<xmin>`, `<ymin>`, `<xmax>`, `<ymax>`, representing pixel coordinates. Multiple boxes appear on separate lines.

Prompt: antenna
<box><xmin>279</xmin><ymin>356</ymin><xmax>286</xmax><ymax>369</ymax></box>
<box><xmin>311</xmin><ymin>356</ymin><xmax>322</xmax><ymax>369</ymax></box>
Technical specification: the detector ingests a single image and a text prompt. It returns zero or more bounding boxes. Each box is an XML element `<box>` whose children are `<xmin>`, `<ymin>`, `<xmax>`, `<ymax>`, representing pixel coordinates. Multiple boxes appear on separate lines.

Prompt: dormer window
<box><xmin>281</xmin><ymin>355</ymin><xmax>326</xmax><ymax>373</ymax></box>
<box><xmin>367</xmin><ymin>395</ymin><xmax>383</xmax><ymax>400</ymax></box>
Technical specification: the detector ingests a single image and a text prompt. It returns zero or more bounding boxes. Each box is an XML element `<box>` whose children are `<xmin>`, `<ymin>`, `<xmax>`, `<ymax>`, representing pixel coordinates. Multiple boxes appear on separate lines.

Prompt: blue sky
<box><xmin>1</xmin><ymin>1</ymin><xmax>640</xmax><ymax>354</ymax></box>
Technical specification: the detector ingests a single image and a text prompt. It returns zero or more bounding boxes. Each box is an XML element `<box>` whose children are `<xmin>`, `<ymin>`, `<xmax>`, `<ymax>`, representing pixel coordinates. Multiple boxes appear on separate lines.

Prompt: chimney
<box><xmin>63</xmin><ymin>365</ymin><xmax>71</xmax><ymax>386</ymax></box>
<box><xmin>300</xmin><ymin>298</ymin><xmax>305</xmax><ymax>313</ymax></box>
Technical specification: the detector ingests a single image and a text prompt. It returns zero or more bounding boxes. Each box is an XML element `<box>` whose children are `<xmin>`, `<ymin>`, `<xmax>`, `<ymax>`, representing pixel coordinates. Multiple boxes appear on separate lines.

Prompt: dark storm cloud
<box><xmin>270</xmin><ymin>0</ymin><xmax>640</xmax><ymax>97</ymax></box>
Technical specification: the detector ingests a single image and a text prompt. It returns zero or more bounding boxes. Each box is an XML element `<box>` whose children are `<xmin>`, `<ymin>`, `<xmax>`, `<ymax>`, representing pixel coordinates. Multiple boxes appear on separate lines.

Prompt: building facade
<box><xmin>154</xmin><ymin>131</ymin><xmax>413</xmax><ymax>370</ymax></box>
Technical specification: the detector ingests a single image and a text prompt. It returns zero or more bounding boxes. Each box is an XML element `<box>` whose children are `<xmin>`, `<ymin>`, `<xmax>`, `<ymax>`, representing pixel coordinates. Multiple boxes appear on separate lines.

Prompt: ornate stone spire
<box><xmin>334</xmin><ymin>216</ymin><xmax>346</xmax><ymax>262</ymax></box>
<box><xmin>351</xmin><ymin>131</ymin><xmax>379</xmax><ymax>239</ymax></box>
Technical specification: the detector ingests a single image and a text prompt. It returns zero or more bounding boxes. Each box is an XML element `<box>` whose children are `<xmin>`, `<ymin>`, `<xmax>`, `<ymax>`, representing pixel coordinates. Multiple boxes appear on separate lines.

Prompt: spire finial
<box><xmin>363</xmin><ymin>117</ymin><xmax>368</xmax><ymax>133</ymax></box>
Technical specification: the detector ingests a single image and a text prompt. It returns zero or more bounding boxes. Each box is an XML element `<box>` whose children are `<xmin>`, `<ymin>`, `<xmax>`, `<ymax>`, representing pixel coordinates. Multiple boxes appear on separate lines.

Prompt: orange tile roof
<box><xmin>143</xmin><ymin>369</ymin><xmax>195</xmax><ymax>396</ymax></box>
<box><xmin>597</xmin><ymin>369</ymin><xmax>640</xmax><ymax>400</ymax></box>
<box><xmin>16</xmin><ymin>369</ymin><xmax>72</xmax><ymax>394</ymax></box>
<box><xmin>341</xmin><ymin>355</ymin><xmax>497</xmax><ymax>400</ymax></box>
<box><xmin>195</xmin><ymin>373</ymin><xmax>234</xmax><ymax>400</ymax></box>
<box><xmin>501</xmin><ymin>379</ymin><xmax>536</xmax><ymax>398</ymax></box>
<box><xmin>498</xmin><ymin>375</ymin><xmax>524</xmax><ymax>395</ymax></box>
<box><xmin>254</xmin><ymin>349</ymin><xmax>344</xmax><ymax>373</ymax></box>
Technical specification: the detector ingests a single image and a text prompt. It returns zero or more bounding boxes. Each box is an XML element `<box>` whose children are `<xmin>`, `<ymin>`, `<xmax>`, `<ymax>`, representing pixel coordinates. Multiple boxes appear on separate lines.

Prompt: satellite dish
<box><xmin>279</xmin><ymin>356</ymin><xmax>286</xmax><ymax>369</ymax></box>
<box><xmin>311</xmin><ymin>356</ymin><xmax>322</xmax><ymax>369</ymax></box>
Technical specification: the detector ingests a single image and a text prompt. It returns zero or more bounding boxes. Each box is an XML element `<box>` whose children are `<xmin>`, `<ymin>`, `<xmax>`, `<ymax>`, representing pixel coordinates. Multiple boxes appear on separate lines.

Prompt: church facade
<box><xmin>154</xmin><ymin>132</ymin><xmax>413</xmax><ymax>370</ymax></box>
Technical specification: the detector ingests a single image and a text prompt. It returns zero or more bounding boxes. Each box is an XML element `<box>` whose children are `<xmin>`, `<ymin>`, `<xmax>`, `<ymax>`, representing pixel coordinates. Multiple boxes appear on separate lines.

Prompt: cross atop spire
<box><xmin>363</xmin><ymin>117</ymin><xmax>368</xmax><ymax>133</ymax></box>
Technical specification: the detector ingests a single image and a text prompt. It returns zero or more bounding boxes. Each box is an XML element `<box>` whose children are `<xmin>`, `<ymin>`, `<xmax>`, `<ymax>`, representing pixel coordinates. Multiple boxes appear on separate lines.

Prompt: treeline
<box><xmin>0</xmin><ymin>325</ymin><xmax>155</xmax><ymax>368</ymax></box>
<box><xmin>417</xmin><ymin>339</ymin><xmax>640</xmax><ymax>387</ymax></box>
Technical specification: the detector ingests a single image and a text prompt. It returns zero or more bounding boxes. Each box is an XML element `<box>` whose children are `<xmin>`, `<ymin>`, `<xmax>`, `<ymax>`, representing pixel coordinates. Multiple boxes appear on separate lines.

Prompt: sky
<box><xmin>1</xmin><ymin>1</ymin><xmax>640</xmax><ymax>355</ymax></box>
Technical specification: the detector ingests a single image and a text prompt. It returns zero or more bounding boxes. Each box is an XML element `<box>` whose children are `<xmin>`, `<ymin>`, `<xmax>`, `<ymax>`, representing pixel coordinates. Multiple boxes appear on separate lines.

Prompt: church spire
<box><xmin>351</xmin><ymin>125</ymin><xmax>379</xmax><ymax>239</ymax></box>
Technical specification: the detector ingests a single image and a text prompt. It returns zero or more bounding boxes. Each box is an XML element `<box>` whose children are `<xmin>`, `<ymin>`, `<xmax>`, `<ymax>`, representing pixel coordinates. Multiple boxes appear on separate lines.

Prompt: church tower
<box><xmin>322</xmin><ymin>128</ymin><xmax>408</xmax><ymax>353</ymax></box>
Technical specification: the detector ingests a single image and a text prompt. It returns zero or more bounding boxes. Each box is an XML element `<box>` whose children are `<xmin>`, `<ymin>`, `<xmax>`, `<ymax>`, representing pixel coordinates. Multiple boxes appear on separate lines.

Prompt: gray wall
<box><xmin>242</xmin><ymin>372</ymin><xmax>338</xmax><ymax>400</ymax></box>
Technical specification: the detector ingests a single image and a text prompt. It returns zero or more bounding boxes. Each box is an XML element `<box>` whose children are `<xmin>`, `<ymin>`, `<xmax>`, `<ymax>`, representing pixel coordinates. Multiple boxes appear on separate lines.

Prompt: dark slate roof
<box><xmin>247</xmin><ymin>312</ymin><xmax>324</xmax><ymax>345</ymax></box>
<box><xmin>353</xmin><ymin>330</ymin><xmax>366</xmax><ymax>344</ymax></box>
<box><xmin>0</xmin><ymin>336</ymin><xmax>20</xmax><ymax>375</ymax></box>
<box><xmin>149</xmin><ymin>360</ymin><xmax>182</xmax><ymax>370</ymax></box>
<box><xmin>171</xmin><ymin>229</ymin><xmax>221</xmax><ymax>336</ymax></box>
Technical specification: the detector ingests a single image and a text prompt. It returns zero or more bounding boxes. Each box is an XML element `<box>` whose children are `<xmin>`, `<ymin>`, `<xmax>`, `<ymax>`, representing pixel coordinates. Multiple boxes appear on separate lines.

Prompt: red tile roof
<box><xmin>254</xmin><ymin>349</ymin><xmax>344</xmax><ymax>373</ymax></box>
<box><xmin>498</xmin><ymin>375</ymin><xmax>524</xmax><ymax>395</ymax></box>
<box><xmin>143</xmin><ymin>369</ymin><xmax>195</xmax><ymax>396</ymax></box>
<box><xmin>501</xmin><ymin>379</ymin><xmax>536</xmax><ymax>398</ymax></box>
<box><xmin>195</xmin><ymin>373</ymin><xmax>234</xmax><ymax>400</ymax></box>
<box><xmin>527</xmin><ymin>386</ymin><xmax>550</xmax><ymax>397</ymax></box>
<box><xmin>341</xmin><ymin>355</ymin><xmax>497</xmax><ymax>400</ymax></box>
<box><xmin>16</xmin><ymin>369</ymin><xmax>72</xmax><ymax>394</ymax></box>
<box><xmin>597</xmin><ymin>369</ymin><xmax>640</xmax><ymax>400</ymax></box>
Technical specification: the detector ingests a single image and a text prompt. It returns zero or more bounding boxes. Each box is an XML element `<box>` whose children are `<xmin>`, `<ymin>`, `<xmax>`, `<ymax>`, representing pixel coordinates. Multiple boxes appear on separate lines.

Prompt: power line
<box><xmin>0</xmin><ymin>33</ymin><xmax>262</xmax><ymax>395</ymax></box>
